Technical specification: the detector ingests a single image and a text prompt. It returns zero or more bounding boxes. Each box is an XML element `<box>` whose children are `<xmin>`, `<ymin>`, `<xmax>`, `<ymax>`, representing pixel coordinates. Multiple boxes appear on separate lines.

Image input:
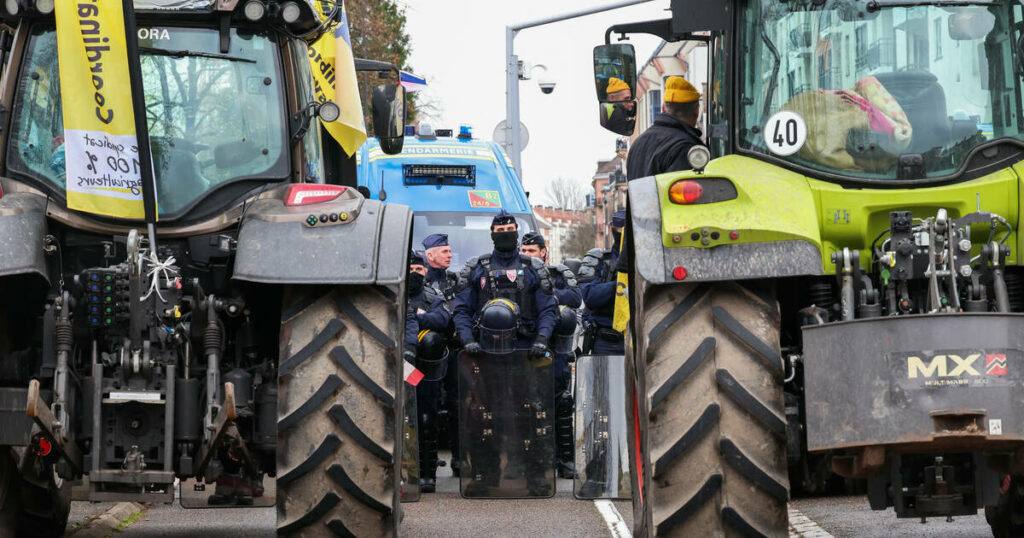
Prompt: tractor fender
<box><xmin>233</xmin><ymin>190</ymin><xmax>411</xmax><ymax>285</ymax></box>
<box><xmin>628</xmin><ymin>172</ymin><xmax>823</xmax><ymax>284</ymax></box>
<box><xmin>0</xmin><ymin>191</ymin><xmax>49</xmax><ymax>283</ymax></box>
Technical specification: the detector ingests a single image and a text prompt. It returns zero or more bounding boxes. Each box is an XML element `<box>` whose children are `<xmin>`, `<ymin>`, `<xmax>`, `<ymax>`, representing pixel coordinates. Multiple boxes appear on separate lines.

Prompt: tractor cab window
<box><xmin>8</xmin><ymin>25</ymin><xmax>289</xmax><ymax>217</ymax></box>
<box><xmin>739</xmin><ymin>0</ymin><xmax>1024</xmax><ymax>180</ymax></box>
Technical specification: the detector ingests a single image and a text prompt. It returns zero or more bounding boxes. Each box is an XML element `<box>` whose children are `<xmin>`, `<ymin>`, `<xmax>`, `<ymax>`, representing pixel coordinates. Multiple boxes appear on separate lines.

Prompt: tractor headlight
<box><xmin>34</xmin><ymin>0</ymin><xmax>52</xmax><ymax>15</ymax></box>
<box><xmin>4</xmin><ymin>0</ymin><xmax>19</xmax><ymax>16</ymax></box>
<box><xmin>280</xmin><ymin>1</ymin><xmax>301</xmax><ymax>23</ymax></box>
<box><xmin>687</xmin><ymin>145</ymin><xmax>711</xmax><ymax>172</ymax></box>
<box><xmin>242</xmin><ymin>0</ymin><xmax>266</xmax><ymax>21</ymax></box>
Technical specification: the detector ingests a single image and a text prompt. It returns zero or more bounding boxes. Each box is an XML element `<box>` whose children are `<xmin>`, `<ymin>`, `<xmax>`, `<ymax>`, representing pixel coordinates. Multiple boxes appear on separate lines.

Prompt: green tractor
<box><xmin>596</xmin><ymin>0</ymin><xmax>1024</xmax><ymax>536</ymax></box>
<box><xmin>0</xmin><ymin>2</ymin><xmax>411</xmax><ymax>537</ymax></box>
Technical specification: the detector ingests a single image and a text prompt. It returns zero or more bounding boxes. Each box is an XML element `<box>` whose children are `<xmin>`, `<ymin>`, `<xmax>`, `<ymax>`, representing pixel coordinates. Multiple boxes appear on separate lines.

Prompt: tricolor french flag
<box><xmin>404</xmin><ymin>359</ymin><xmax>424</xmax><ymax>386</ymax></box>
<box><xmin>400</xmin><ymin>71</ymin><xmax>427</xmax><ymax>93</ymax></box>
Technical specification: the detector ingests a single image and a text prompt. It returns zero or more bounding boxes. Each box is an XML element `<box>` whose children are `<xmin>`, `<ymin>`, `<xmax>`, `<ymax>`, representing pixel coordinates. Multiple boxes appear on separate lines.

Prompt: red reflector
<box><xmin>36</xmin><ymin>436</ymin><xmax>52</xmax><ymax>456</ymax></box>
<box><xmin>729</xmin><ymin>231</ymin><xmax>739</xmax><ymax>240</ymax></box>
<box><xmin>672</xmin><ymin>267</ymin><xmax>687</xmax><ymax>280</ymax></box>
<box><xmin>669</xmin><ymin>180</ymin><xmax>703</xmax><ymax>204</ymax></box>
<box><xmin>284</xmin><ymin>184</ymin><xmax>346</xmax><ymax>206</ymax></box>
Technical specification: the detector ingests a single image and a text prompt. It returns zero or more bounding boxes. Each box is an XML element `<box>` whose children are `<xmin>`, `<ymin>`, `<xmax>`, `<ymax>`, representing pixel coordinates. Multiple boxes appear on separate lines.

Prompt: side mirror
<box><xmin>372</xmin><ymin>83</ymin><xmax>406</xmax><ymax>155</ymax></box>
<box><xmin>599</xmin><ymin>102</ymin><xmax>636</xmax><ymax>136</ymax></box>
<box><xmin>593</xmin><ymin>44</ymin><xmax>637</xmax><ymax>103</ymax></box>
<box><xmin>948</xmin><ymin>9</ymin><xmax>995</xmax><ymax>41</ymax></box>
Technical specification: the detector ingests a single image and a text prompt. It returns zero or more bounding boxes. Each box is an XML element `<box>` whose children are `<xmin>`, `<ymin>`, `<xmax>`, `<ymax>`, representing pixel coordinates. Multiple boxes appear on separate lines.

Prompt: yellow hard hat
<box><xmin>664</xmin><ymin>76</ymin><xmax>700</xmax><ymax>103</ymax></box>
<box><xmin>606</xmin><ymin>77</ymin><xmax>630</xmax><ymax>94</ymax></box>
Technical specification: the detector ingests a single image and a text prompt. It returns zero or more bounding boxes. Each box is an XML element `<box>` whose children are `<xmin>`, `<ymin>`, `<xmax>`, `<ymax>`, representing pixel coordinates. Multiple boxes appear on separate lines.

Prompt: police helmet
<box><xmin>416</xmin><ymin>330</ymin><xmax>448</xmax><ymax>381</ymax></box>
<box><xmin>551</xmin><ymin>305</ymin><xmax>578</xmax><ymax>354</ymax></box>
<box><xmin>477</xmin><ymin>298</ymin><xmax>520</xmax><ymax>354</ymax></box>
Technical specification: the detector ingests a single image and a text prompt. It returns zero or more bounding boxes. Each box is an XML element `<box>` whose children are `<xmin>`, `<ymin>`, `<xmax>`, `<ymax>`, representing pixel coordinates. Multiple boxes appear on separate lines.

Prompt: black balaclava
<box><xmin>407</xmin><ymin>272</ymin><xmax>424</xmax><ymax>297</ymax></box>
<box><xmin>492</xmin><ymin>230</ymin><xmax>519</xmax><ymax>253</ymax></box>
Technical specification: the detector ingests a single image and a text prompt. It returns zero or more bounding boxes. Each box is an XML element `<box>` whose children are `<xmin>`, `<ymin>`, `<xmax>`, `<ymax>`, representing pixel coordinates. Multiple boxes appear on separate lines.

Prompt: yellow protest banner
<box><xmin>55</xmin><ymin>0</ymin><xmax>149</xmax><ymax>219</ymax></box>
<box><xmin>309</xmin><ymin>2</ymin><xmax>367</xmax><ymax>156</ymax></box>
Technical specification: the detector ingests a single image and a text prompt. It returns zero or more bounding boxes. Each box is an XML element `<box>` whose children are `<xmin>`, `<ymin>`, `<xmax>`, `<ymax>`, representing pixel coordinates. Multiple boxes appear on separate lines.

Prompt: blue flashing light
<box><xmin>404</xmin><ymin>125</ymin><xmax>416</xmax><ymax>136</ymax></box>
<box><xmin>458</xmin><ymin>125</ymin><xmax>472</xmax><ymax>139</ymax></box>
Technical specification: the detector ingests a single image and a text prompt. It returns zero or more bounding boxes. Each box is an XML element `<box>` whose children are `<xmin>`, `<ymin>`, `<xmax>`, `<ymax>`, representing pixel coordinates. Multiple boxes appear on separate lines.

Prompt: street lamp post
<box><xmin>504</xmin><ymin>0</ymin><xmax>653</xmax><ymax>181</ymax></box>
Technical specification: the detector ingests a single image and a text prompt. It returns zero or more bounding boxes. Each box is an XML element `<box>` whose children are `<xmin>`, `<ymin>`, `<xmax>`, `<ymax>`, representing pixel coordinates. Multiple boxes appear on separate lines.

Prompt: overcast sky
<box><xmin>401</xmin><ymin>0</ymin><xmax>671</xmax><ymax>205</ymax></box>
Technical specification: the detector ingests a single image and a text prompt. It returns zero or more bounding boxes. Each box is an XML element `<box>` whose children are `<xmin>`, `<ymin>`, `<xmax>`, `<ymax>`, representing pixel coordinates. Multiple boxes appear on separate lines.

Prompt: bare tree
<box><xmin>562</xmin><ymin>220</ymin><xmax>597</xmax><ymax>260</ymax></box>
<box><xmin>542</xmin><ymin>177</ymin><xmax>587</xmax><ymax>210</ymax></box>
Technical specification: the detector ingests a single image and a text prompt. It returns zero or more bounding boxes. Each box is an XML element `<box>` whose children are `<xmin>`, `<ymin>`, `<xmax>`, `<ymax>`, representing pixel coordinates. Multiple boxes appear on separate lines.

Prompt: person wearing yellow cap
<box><xmin>601</xmin><ymin>77</ymin><xmax>637</xmax><ymax>135</ymax></box>
<box><xmin>626</xmin><ymin>75</ymin><xmax>703</xmax><ymax>180</ymax></box>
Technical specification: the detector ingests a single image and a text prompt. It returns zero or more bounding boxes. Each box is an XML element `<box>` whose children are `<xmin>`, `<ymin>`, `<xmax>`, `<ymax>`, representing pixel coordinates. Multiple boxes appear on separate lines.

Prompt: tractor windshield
<box><xmin>739</xmin><ymin>0</ymin><xmax>1024</xmax><ymax>180</ymax></box>
<box><xmin>8</xmin><ymin>25</ymin><xmax>288</xmax><ymax>217</ymax></box>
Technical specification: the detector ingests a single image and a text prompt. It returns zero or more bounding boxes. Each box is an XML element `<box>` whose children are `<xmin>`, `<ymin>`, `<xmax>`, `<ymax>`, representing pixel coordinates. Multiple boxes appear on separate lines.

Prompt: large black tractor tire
<box><xmin>277</xmin><ymin>285</ymin><xmax>403</xmax><ymax>537</ymax></box>
<box><xmin>0</xmin><ymin>448</ymin><xmax>72</xmax><ymax>538</ymax></box>
<box><xmin>627</xmin><ymin>280</ymin><xmax>789</xmax><ymax>537</ymax></box>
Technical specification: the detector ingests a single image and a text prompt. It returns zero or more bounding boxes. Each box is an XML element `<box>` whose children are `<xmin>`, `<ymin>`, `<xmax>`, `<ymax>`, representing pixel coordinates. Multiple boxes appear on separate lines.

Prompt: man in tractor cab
<box><xmin>405</xmin><ymin>250</ymin><xmax>452</xmax><ymax>493</ymax></box>
<box><xmin>521</xmin><ymin>231</ymin><xmax>582</xmax><ymax>479</ymax></box>
<box><xmin>626</xmin><ymin>75</ymin><xmax>703</xmax><ymax>180</ymax></box>
<box><xmin>580</xmin><ymin>211</ymin><xmax>626</xmax><ymax>355</ymax></box>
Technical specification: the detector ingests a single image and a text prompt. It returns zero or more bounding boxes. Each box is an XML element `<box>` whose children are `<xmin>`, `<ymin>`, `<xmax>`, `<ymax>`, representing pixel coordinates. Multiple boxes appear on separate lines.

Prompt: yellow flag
<box><xmin>612</xmin><ymin>226</ymin><xmax>630</xmax><ymax>333</ymax></box>
<box><xmin>55</xmin><ymin>0</ymin><xmax>150</xmax><ymax>219</ymax></box>
<box><xmin>309</xmin><ymin>3</ymin><xmax>367</xmax><ymax>156</ymax></box>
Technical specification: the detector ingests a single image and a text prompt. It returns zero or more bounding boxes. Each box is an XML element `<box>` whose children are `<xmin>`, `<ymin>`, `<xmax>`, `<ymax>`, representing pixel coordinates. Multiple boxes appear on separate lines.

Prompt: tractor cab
<box><xmin>595</xmin><ymin>0</ymin><xmax>1024</xmax><ymax>184</ymax></box>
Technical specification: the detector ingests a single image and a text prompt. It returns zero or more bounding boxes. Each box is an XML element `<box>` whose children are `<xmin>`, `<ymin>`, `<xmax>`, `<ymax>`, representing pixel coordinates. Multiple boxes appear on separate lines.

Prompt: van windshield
<box><xmin>8</xmin><ymin>25</ymin><xmax>288</xmax><ymax>217</ymax></box>
<box><xmin>738</xmin><ymin>0</ymin><xmax>1024</xmax><ymax>180</ymax></box>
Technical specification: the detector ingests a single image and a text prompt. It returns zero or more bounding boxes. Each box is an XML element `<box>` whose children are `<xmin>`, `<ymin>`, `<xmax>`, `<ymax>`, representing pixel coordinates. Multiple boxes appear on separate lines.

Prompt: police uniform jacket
<box><xmin>405</xmin><ymin>288</ymin><xmax>451</xmax><ymax>348</ymax></box>
<box><xmin>579</xmin><ymin>248</ymin><xmax>619</xmax><ymax>329</ymax></box>
<box><xmin>626</xmin><ymin>113</ymin><xmax>703</xmax><ymax>180</ymax></box>
<box><xmin>550</xmin><ymin>265</ymin><xmax>582</xmax><ymax>308</ymax></box>
<box><xmin>453</xmin><ymin>249</ymin><xmax>558</xmax><ymax>343</ymax></box>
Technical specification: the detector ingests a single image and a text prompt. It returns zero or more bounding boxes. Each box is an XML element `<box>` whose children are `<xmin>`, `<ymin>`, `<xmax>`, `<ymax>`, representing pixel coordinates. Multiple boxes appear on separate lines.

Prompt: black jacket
<box><xmin>626</xmin><ymin>113</ymin><xmax>703</xmax><ymax>180</ymax></box>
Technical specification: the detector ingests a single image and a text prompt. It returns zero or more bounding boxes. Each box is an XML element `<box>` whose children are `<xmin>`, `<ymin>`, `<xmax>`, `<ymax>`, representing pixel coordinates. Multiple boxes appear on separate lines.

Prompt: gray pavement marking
<box><xmin>789</xmin><ymin>505</ymin><xmax>834</xmax><ymax>538</ymax></box>
<box><xmin>69</xmin><ymin>502</ymin><xmax>146</xmax><ymax>538</ymax></box>
<box><xmin>594</xmin><ymin>499</ymin><xmax>632</xmax><ymax>538</ymax></box>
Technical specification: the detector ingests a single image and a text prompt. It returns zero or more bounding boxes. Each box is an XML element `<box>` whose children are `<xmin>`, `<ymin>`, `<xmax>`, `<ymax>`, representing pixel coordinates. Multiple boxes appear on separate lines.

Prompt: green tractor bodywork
<box><xmin>599</xmin><ymin>0</ymin><xmax>1024</xmax><ymax>535</ymax></box>
<box><xmin>634</xmin><ymin>155</ymin><xmax>1020</xmax><ymax>284</ymax></box>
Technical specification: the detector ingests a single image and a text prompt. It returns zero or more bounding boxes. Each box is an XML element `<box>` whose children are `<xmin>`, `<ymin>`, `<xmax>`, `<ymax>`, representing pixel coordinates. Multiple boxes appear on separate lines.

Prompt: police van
<box><xmin>356</xmin><ymin>125</ymin><xmax>538</xmax><ymax>270</ymax></box>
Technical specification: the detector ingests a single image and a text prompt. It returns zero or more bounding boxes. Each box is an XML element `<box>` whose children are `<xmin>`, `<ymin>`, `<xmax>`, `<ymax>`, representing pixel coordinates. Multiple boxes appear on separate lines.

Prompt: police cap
<box><xmin>491</xmin><ymin>209</ymin><xmax>516</xmax><ymax>228</ymax></box>
<box><xmin>522</xmin><ymin>232</ymin><xmax>545</xmax><ymax>247</ymax></box>
<box><xmin>423</xmin><ymin>234</ymin><xmax>449</xmax><ymax>249</ymax></box>
<box><xmin>409</xmin><ymin>250</ymin><xmax>426</xmax><ymax>266</ymax></box>
<box><xmin>612</xmin><ymin>210</ymin><xmax>626</xmax><ymax>228</ymax></box>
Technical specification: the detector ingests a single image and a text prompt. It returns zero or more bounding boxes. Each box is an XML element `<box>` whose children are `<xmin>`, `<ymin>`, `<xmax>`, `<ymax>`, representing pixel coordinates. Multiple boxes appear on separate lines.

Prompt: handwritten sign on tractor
<box><xmin>55</xmin><ymin>0</ymin><xmax>150</xmax><ymax>219</ymax></box>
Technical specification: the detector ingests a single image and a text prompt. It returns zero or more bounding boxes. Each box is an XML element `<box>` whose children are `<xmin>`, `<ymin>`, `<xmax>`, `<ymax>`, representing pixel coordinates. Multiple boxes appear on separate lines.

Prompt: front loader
<box><xmin>597</xmin><ymin>0</ymin><xmax>1024</xmax><ymax>536</ymax></box>
<box><xmin>0</xmin><ymin>2</ymin><xmax>411</xmax><ymax>537</ymax></box>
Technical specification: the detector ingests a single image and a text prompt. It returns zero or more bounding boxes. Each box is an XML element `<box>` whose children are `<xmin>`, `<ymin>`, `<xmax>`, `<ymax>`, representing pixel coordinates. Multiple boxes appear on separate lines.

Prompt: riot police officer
<box><xmin>580</xmin><ymin>211</ymin><xmax>626</xmax><ymax>355</ymax></box>
<box><xmin>422</xmin><ymin>233</ymin><xmax>462</xmax><ymax>475</ymax></box>
<box><xmin>453</xmin><ymin>210</ymin><xmax>558</xmax><ymax>496</ymax></box>
<box><xmin>520</xmin><ymin>231</ymin><xmax>581</xmax><ymax>478</ymax></box>
<box><xmin>423</xmin><ymin>233</ymin><xmax>459</xmax><ymax>301</ymax></box>
<box><xmin>406</xmin><ymin>250</ymin><xmax>451</xmax><ymax>493</ymax></box>
<box><xmin>453</xmin><ymin>211</ymin><xmax>557</xmax><ymax>354</ymax></box>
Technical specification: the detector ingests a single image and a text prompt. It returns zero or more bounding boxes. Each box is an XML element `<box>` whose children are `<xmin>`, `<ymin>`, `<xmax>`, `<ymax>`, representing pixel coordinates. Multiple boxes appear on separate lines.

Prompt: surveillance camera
<box><xmin>538</xmin><ymin>80</ymin><xmax>556</xmax><ymax>94</ymax></box>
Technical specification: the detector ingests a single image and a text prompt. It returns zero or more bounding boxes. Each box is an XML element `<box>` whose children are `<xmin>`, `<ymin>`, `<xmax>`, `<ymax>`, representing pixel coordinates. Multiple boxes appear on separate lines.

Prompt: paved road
<box><xmin>64</xmin><ymin>486</ymin><xmax>997</xmax><ymax>537</ymax></box>
<box><xmin>791</xmin><ymin>495</ymin><xmax>992</xmax><ymax>538</ymax></box>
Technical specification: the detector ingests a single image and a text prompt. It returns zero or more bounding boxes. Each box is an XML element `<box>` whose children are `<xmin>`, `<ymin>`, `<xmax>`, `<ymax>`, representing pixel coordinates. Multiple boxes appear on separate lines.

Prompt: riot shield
<box><xmin>458</xmin><ymin>350</ymin><xmax>555</xmax><ymax>499</ymax></box>
<box><xmin>401</xmin><ymin>379</ymin><xmax>420</xmax><ymax>502</ymax></box>
<box><xmin>574</xmin><ymin>355</ymin><xmax>631</xmax><ymax>500</ymax></box>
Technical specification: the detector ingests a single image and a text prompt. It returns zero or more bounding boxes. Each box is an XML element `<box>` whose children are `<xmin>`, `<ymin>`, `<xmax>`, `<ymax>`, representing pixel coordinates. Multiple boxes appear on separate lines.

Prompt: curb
<box><xmin>74</xmin><ymin>502</ymin><xmax>146</xmax><ymax>538</ymax></box>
